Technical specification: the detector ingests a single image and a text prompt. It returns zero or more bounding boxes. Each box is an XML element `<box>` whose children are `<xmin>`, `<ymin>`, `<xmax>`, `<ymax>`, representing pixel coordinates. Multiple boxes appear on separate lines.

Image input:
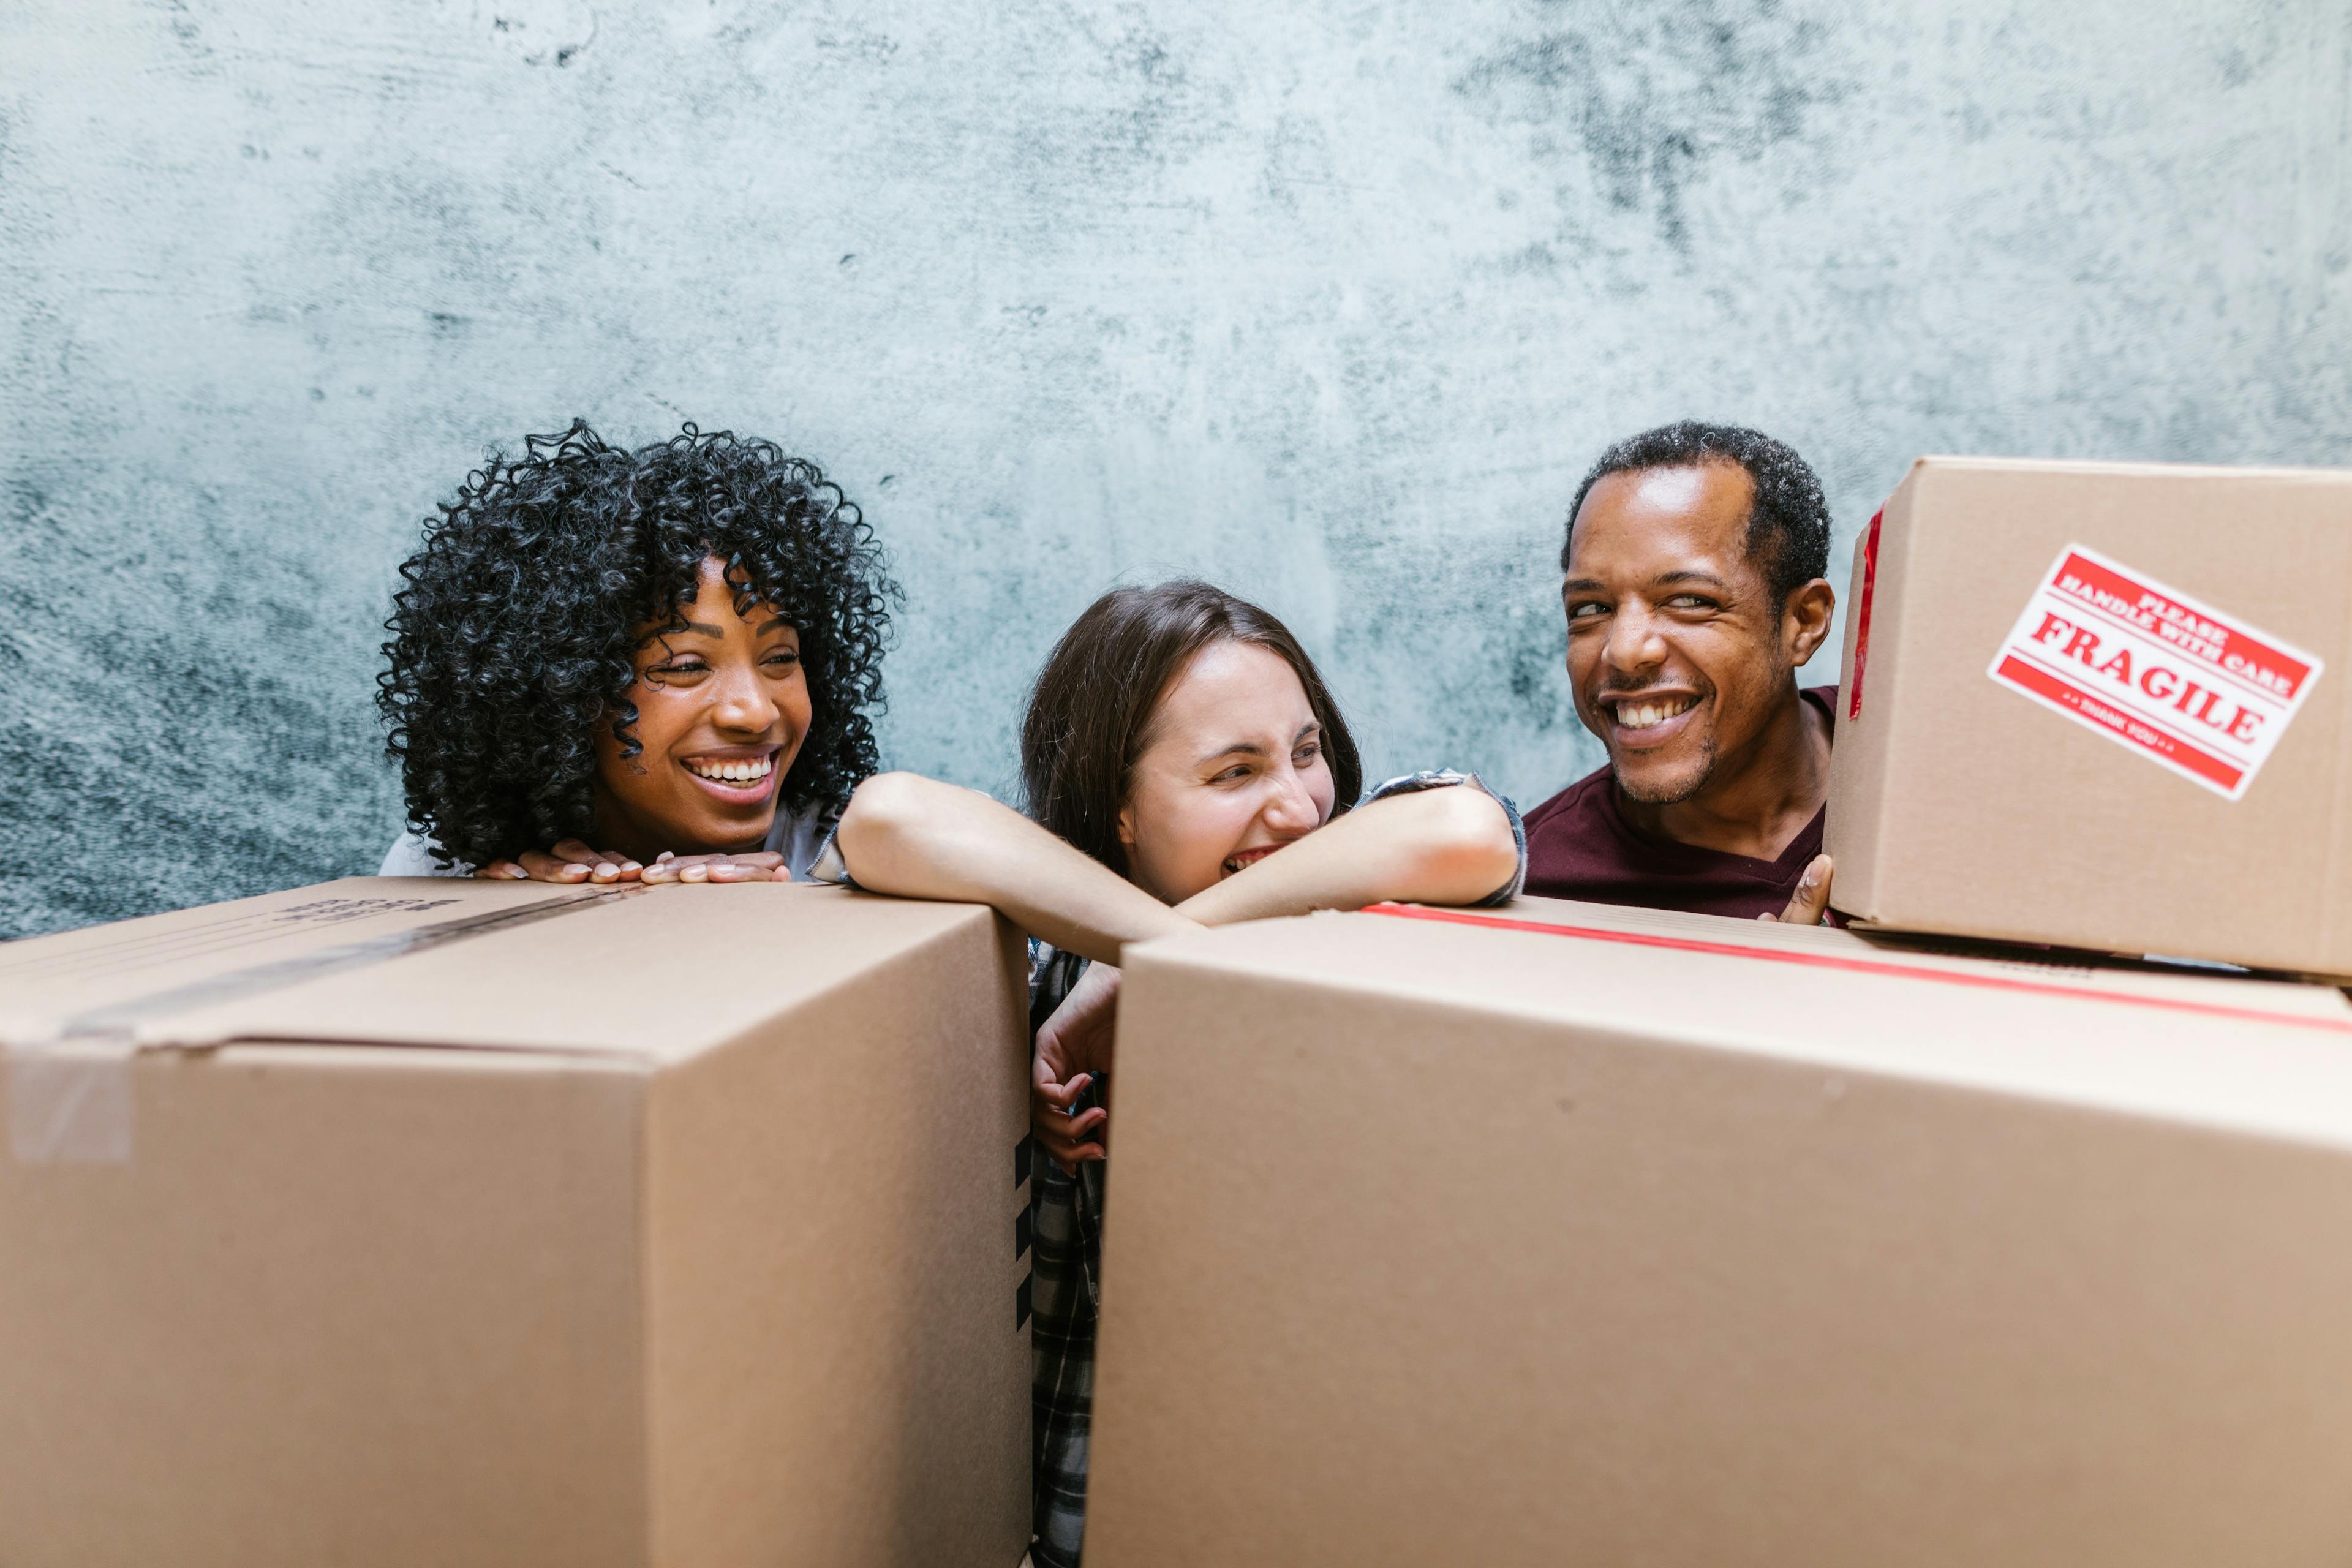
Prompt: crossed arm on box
<box><xmin>833</xmin><ymin>771</ymin><xmax>1520</xmax><ymax>1166</ymax></box>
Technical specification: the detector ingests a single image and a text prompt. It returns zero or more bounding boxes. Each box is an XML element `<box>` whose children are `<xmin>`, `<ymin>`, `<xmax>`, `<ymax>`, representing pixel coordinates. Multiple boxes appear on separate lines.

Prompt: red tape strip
<box><xmin>1361</xmin><ymin>903</ymin><xmax>2352</xmax><ymax>1038</ymax></box>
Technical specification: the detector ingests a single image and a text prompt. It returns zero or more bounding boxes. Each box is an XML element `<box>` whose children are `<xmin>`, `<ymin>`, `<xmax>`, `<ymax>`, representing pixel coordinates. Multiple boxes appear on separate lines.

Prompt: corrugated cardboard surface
<box><xmin>1087</xmin><ymin>896</ymin><xmax>2352</xmax><ymax>1567</ymax></box>
<box><xmin>641</xmin><ymin>892</ymin><xmax>1036</xmax><ymax>1565</ymax></box>
<box><xmin>1826</xmin><ymin>455</ymin><xmax>2352</xmax><ymax>974</ymax></box>
<box><xmin>0</xmin><ymin>878</ymin><xmax>1031</xmax><ymax>1568</ymax></box>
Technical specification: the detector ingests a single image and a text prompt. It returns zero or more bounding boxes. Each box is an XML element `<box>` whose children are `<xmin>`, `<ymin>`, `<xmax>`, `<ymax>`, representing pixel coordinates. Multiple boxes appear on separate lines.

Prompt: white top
<box><xmin>377</xmin><ymin>800</ymin><xmax>841</xmax><ymax>882</ymax></box>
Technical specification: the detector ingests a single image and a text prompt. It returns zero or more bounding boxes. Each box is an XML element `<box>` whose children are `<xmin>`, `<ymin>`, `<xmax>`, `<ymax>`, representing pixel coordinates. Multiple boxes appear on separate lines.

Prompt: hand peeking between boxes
<box><xmin>813</xmin><ymin>580</ymin><xmax>1529</xmax><ymax>1568</ymax></box>
<box><xmin>375</xmin><ymin>420</ymin><xmax>895</xmax><ymax>887</ymax></box>
<box><xmin>1030</xmin><ymin>959</ymin><xmax>1120</xmax><ymax>1169</ymax></box>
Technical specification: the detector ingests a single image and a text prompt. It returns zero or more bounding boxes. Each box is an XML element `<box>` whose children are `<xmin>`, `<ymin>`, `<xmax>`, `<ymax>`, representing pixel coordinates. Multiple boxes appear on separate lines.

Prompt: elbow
<box><xmin>1409</xmin><ymin>785</ymin><xmax>1520</xmax><ymax>903</ymax></box>
<box><xmin>836</xmin><ymin>771</ymin><xmax>936</xmax><ymax>878</ymax></box>
<box><xmin>842</xmin><ymin>770</ymin><xmax>929</xmax><ymax>827</ymax></box>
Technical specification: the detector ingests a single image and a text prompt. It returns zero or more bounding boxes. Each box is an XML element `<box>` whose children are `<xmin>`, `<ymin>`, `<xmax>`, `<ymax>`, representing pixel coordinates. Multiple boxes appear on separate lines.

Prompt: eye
<box><xmin>644</xmin><ymin>658</ymin><xmax>709</xmax><ymax>685</ymax></box>
<box><xmin>764</xmin><ymin>648</ymin><xmax>801</xmax><ymax>669</ymax></box>
<box><xmin>1664</xmin><ymin>594</ymin><xmax>1719</xmax><ymax>611</ymax></box>
<box><xmin>1210</xmin><ymin>764</ymin><xmax>1252</xmax><ymax>783</ymax></box>
<box><xmin>1566</xmin><ymin>600</ymin><xmax>1608</xmax><ymax>621</ymax></box>
<box><xmin>1293</xmin><ymin>741</ymin><xmax>1322</xmax><ymax>765</ymax></box>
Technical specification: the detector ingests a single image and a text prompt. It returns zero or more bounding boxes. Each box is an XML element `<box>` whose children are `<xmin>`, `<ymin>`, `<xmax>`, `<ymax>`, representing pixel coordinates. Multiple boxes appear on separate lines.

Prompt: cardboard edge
<box><xmin>8</xmin><ymin>884</ymin><xmax>636</xmax><ymax>1057</ymax></box>
<box><xmin>1909</xmin><ymin>453</ymin><xmax>2352</xmax><ymax>484</ymax></box>
<box><xmin>1825</xmin><ymin>459</ymin><xmax>1927</xmax><ymax>921</ymax></box>
<box><xmin>134</xmin><ymin>1028</ymin><xmax>668</xmax><ymax>1061</ymax></box>
<box><xmin>638</xmin><ymin>900</ymin><xmax>1030</xmax><ymax>1566</ymax></box>
<box><xmin>582</xmin><ymin>1058</ymin><xmax>658</xmax><ymax>1567</ymax></box>
<box><xmin>1124</xmin><ymin>921</ymin><xmax>2352</xmax><ymax>1151</ymax></box>
<box><xmin>103</xmin><ymin>889</ymin><xmax>990</xmax><ymax>1066</ymax></box>
<box><xmin>2328</xmin><ymin>565</ymin><xmax>2352</xmax><ymax>971</ymax></box>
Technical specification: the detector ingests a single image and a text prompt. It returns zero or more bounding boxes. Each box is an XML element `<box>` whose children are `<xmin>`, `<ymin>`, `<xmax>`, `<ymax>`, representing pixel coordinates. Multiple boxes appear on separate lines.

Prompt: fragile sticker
<box><xmin>1987</xmin><ymin>543</ymin><xmax>2324</xmax><ymax>800</ymax></box>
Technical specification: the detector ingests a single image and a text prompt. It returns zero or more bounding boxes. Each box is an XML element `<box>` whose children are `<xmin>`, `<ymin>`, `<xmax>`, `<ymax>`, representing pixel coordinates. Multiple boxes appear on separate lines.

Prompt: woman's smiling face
<box><xmin>590</xmin><ymin>556</ymin><xmax>812</xmax><ymax>861</ymax></box>
<box><xmin>1116</xmin><ymin>639</ymin><xmax>1338</xmax><ymax>904</ymax></box>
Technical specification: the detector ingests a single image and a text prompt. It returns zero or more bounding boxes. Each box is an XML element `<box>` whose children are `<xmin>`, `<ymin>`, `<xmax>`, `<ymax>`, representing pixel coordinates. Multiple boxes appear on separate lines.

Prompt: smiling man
<box><xmin>1523</xmin><ymin>421</ymin><xmax>1840</xmax><ymax>923</ymax></box>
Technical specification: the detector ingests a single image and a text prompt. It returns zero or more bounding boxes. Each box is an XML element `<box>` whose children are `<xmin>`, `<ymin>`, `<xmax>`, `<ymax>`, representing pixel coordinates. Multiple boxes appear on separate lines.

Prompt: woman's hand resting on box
<box><xmin>475</xmin><ymin>838</ymin><xmax>786</xmax><ymax>884</ymax></box>
<box><xmin>1033</xmin><ymin>962</ymin><xmax>1120</xmax><ymax>1171</ymax></box>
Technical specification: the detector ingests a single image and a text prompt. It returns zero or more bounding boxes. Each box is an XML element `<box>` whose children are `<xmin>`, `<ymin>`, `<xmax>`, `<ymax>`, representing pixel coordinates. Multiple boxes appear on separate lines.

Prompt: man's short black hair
<box><xmin>1560</xmin><ymin>421</ymin><xmax>1831</xmax><ymax>608</ymax></box>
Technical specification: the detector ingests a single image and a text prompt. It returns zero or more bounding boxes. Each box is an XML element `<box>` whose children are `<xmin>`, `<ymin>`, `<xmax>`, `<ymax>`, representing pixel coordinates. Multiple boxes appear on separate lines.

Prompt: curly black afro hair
<box><xmin>1561</xmin><ymin>421</ymin><xmax>1831</xmax><ymax>608</ymax></box>
<box><xmin>379</xmin><ymin>419</ymin><xmax>899</xmax><ymax>868</ymax></box>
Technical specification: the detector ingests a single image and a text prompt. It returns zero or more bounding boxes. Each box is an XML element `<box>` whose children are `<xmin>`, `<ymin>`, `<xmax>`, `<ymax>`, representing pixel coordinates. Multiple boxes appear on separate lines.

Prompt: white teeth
<box><xmin>688</xmin><ymin>756</ymin><xmax>771</xmax><ymax>783</ymax></box>
<box><xmin>1615</xmin><ymin>697</ymin><xmax>1696</xmax><ymax>731</ymax></box>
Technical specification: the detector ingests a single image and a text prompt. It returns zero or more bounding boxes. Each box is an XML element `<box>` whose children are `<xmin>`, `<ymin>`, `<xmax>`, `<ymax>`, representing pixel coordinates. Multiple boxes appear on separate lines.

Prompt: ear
<box><xmin>1783</xmin><ymin>578</ymin><xmax>1837</xmax><ymax>666</ymax></box>
<box><xmin>1117</xmin><ymin>801</ymin><xmax>1138</xmax><ymax>853</ymax></box>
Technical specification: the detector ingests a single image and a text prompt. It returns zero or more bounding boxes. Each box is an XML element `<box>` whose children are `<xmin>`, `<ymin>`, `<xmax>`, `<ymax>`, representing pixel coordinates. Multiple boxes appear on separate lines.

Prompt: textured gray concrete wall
<box><xmin>3</xmin><ymin>0</ymin><xmax>2348</xmax><ymax>938</ymax></box>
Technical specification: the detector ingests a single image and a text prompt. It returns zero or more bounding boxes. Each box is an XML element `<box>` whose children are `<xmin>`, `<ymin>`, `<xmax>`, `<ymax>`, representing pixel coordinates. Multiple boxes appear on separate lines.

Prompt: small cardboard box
<box><xmin>1826</xmin><ymin>455</ymin><xmax>2352</xmax><ymax>974</ymax></box>
<box><xmin>1087</xmin><ymin>895</ymin><xmax>2352</xmax><ymax>1567</ymax></box>
<box><xmin>0</xmin><ymin>878</ymin><xmax>1032</xmax><ymax>1568</ymax></box>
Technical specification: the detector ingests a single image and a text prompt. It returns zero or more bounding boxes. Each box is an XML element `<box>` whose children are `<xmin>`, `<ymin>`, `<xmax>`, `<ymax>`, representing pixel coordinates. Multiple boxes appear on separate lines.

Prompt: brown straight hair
<box><xmin>1020</xmin><ymin>580</ymin><xmax>1365</xmax><ymax>879</ymax></box>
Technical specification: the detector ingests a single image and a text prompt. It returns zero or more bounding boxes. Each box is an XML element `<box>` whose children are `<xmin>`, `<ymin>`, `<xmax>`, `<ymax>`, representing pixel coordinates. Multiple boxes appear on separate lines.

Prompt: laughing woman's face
<box><xmin>590</xmin><ymin>556</ymin><xmax>812</xmax><ymax>862</ymax></box>
<box><xmin>1116</xmin><ymin>639</ymin><xmax>1338</xmax><ymax>905</ymax></box>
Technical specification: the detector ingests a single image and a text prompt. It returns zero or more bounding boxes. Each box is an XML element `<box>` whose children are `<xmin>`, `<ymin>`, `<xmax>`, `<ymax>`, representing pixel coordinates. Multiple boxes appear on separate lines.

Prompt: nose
<box><xmin>1262</xmin><ymin>761</ymin><xmax>1323</xmax><ymax>835</ymax></box>
<box><xmin>1599</xmin><ymin>598</ymin><xmax>1668</xmax><ymax>677</ymax></box>
<box><xmin>709</xmin><ymin>661</ymin><xmax>780</xmax><ymax>736</ymax></box>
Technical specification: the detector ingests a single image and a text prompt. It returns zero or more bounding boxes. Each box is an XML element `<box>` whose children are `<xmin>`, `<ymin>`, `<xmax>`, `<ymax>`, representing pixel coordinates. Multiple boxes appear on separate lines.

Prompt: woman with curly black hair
<box><xmin>377</xmin><ymin>418</ymin><xmax>897</xmax><ymax>883</ymax></box>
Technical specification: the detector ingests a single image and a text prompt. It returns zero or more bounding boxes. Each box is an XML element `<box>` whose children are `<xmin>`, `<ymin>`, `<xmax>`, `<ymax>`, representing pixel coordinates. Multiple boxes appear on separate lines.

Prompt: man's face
<box><xmin>1562</xmin><ymin>462</ymin><xmax>1801</xmax><ymax>804</ymax></box>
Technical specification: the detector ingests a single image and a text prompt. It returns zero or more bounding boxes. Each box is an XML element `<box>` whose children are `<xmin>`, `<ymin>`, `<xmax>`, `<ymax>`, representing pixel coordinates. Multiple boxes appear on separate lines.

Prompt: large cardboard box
<box><xmin>1087</xmin><ymin>894</ymin><xmax>2352</xmax><ymax>1567</ymax></box>
<box><xmin>1826</xmin><ymin>455</ymin><xmax>2352</xmax><ymax>974</ymax></box>
<box><xmin>0</xmin><ymin>878</ymin><xmax>1032</xmax><ymax>1568</ymax></box>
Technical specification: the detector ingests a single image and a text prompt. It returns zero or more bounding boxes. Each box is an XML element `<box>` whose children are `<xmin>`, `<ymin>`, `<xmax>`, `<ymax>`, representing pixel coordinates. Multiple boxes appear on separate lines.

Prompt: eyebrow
<box><xmin>1562</xmin><ymin>571</ymin><xmax>1729</xmax><ymax>594</ymax></box>
<box><xmin>653</xmin><ymin>617</ymin><xmax>791</xmax><ymax>643</ymax></box>
<box><xmin>639</xmin><ymin>622</ymin><xmax>727</xmax><ymax>652</ymax></box>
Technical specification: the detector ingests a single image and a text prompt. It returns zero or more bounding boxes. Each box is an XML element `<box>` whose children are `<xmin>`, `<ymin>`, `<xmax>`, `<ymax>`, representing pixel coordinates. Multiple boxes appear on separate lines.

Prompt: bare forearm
<box><xmin>835</xmin><ymin>772</ymin><xmax>1196</xmax><ymax>963</ymax></box>
<box><xmin>1177</xmin><ymin>785</ymin><xmax>1517</xmax><ymax>927</ymax></box>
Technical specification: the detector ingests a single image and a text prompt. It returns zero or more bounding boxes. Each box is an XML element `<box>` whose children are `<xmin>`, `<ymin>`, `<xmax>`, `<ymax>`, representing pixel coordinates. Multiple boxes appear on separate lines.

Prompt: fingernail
<box><xmin>622</xmin><ymin>861</ymin><xmax>641</xmax><ymax>873</ymax></box>
<box><xmin>683</xmin><ymin>867</ymin><xmax>706</xmax><ymax>881</ymax></box>
<box><xmin>655</xmin><ymin>851</ymin><xmax>674</xmax><ymax>863</ymax></box>
<box><xmin>597</xmin><ymin>863</ymin><xmax>617</xmax><ymax>877</ymax></box>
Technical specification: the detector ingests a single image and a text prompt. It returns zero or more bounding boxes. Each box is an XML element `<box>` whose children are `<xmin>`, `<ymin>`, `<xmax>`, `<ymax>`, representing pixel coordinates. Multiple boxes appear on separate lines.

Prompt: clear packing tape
<box><xmin>6</xmin><ymin>1039</ymin><xmax>135</xmax><ymax>1164</ymax></box>
<box><xmin>2</xmin><ymin>888</ymin><xmax>629</xmax><ymax>1165</ymax></box>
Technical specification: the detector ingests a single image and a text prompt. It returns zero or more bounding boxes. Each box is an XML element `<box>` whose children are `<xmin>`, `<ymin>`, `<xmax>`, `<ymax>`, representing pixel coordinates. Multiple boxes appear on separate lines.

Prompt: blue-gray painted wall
<box><xmin>4</xmin><ymin>0</ymin><xmax>2348</xmax><ymax>938</ymax></box>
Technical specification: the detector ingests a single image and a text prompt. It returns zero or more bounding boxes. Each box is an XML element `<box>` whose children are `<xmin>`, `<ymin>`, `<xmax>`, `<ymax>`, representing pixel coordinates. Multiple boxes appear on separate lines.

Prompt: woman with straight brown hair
<box><xmin>821</xmin><ymin>579</ymin><xmax>1523</xmax><ymax>1568</ymax></box>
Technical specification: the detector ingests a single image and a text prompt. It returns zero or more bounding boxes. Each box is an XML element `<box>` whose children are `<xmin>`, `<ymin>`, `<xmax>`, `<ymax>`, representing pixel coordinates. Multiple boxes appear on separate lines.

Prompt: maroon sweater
<box><xmin>1522</xmin><ymin>687</ymin><xmax>1836</xmax><ymax>922</ymax></box>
